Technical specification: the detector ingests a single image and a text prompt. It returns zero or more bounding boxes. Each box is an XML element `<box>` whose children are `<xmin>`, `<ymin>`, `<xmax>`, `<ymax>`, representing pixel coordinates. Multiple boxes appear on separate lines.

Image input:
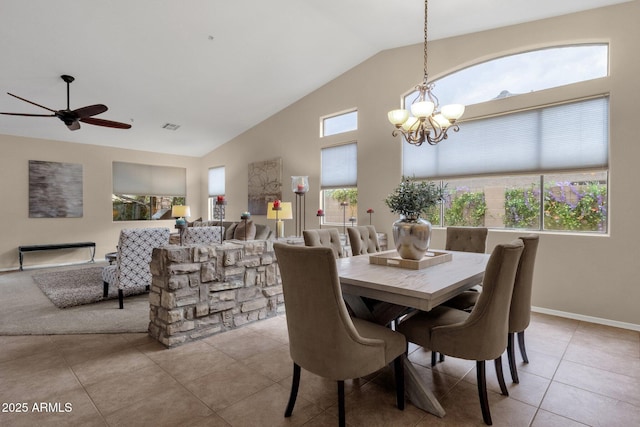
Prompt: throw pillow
<box><xmin>225</xmin><ymin>222</ymin><xmax>238</xmax><ymax>240</ymax></box>
<box><xmin>234</xmin><ymin>220</ymin><xmax>257</xmax><ymax>240</ymax></box>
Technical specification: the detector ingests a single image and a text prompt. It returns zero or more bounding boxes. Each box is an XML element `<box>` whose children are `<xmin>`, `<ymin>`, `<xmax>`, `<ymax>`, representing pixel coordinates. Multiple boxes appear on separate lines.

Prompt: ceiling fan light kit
<box><xmin>0</xmin><ymin>74</ymin><xmax>132</xmax><ymax>131</ymax></box>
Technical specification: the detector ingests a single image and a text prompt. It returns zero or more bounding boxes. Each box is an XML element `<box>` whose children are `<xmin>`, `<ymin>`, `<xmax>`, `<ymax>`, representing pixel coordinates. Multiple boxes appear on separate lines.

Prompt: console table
<box><xmin>18</xmin><ymin>242</ymin><xmax>96</xmax><ymax>271</ymax></box>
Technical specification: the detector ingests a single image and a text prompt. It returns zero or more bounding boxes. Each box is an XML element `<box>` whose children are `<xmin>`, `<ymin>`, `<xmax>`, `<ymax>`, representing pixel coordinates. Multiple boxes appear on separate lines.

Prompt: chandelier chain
<box><xmin>423</xmin><ymin>0</ymin><xmax>429</xmax><ymax>81</ymax></box>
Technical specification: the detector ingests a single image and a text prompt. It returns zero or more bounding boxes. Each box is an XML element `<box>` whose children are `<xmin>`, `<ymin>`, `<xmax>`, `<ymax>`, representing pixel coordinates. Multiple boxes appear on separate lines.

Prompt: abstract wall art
<box><xmin>29</xmin><ymin>160</ymin><xmax>83</xmax><ymax>218</ymax></box>
<box><xmin>248</xmin><ymin>157</ymin><xmax>282</xmax><ymax>215</ymax></box>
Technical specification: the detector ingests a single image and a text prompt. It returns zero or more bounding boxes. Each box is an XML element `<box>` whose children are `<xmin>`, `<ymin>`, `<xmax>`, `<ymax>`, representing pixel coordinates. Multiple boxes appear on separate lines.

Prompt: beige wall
<box><xmin>0</xmin><ymin>134</ymin><xmax>201</xmax><ymax>269</ymax></box>
<box><xmin>1</xmin><ymin>2</ymin><xmax>638</xmax><ymax>327</ymax></box>
<box><xmin>201</xmin><ymin>2</ymin><xmax>640</xmax><ymax>327</ymax></box>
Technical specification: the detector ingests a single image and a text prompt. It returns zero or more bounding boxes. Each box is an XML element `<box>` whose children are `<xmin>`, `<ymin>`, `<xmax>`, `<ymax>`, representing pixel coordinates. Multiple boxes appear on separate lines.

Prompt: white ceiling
<box><xmin>0</xmin><ymin>0</ymin><xmax>631</xmax><ymax>157</ymax></box>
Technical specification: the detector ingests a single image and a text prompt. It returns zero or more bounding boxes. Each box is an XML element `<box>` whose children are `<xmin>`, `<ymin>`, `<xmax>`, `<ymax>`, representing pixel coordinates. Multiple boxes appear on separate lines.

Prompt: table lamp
<box><xmin>267</xmin><ymin>201</ymin><xmax>292</xmax><ymax>238</ymax></box>
<box><xmin>171</xmin><ymin>205</ymin><xmax>191</xmax><ymax>225</ymax></box>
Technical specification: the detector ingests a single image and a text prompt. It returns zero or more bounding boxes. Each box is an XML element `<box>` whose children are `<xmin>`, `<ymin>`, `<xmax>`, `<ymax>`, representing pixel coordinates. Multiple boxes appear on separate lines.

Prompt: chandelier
<box><xmin>387</xmin><ymin>0</ymin><xmax>464</xmax><ymax>146</ymax></box>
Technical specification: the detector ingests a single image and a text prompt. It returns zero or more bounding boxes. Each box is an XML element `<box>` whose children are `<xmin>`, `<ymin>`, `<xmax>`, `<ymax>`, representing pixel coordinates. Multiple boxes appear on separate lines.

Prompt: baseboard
<box><xmin>532</xmin><ymin>306</ymin><xmax>640</xmax><ymax>332</ymax></box>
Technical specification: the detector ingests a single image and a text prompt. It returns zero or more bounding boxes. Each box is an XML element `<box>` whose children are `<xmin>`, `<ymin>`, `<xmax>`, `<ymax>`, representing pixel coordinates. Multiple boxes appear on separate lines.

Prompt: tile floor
<box><xmin>0</xmin><ymin>312</ymin><xmax>638</xmax><ymax>426</ymax></box>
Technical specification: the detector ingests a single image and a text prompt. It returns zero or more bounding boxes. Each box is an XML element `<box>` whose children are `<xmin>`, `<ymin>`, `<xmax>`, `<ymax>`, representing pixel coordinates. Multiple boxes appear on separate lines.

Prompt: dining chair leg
<box><xmin>103</xmin><ymin>281</ymin><xmax>109</xmax><ymax>298</ymax></box>
<box><xmin>507</xmin><ymin>333</ymin><xmax>519</xmax><ymax>384</ymax></box>
<box><xmin>431</xmin><ymin>351</ymin><xmax>437</xmax><ymax>367</ymax></box>
<box><xmin>517</xmin><ymin>331</ymin><xmax>529</xmax><ymax>363</ymax></box>
<box><xmin>439</xmin><ymin>353</ymin><xmax>445</xmax><ymax>362</ymax></box>
<box><xmin>494</xmin><ymin>356</ymin><xmax>509</xmax><ymax>396</ymax></box>
<box><xmin>394</xmin><ymin>356</ymin><xmax>405</xmax><ymax>410</ymax></box>
<box><xmin>118</xmin><ymin>289</ymin><xmax>124</xmax><ymax>309</ymax></box>
<box><xmin>476</xmin><ymin>360</ymin><xmax>492</xmax><ymax>425</ymax></box>
<box><xmin>338</xmin><ymin>380</ymin><xmax>346</xmax><ymax>427</ymax></box>
<box><xmin>284</xmin><ymin>363</ymin><xmax>301</xmax><ymax>417</ymax></box>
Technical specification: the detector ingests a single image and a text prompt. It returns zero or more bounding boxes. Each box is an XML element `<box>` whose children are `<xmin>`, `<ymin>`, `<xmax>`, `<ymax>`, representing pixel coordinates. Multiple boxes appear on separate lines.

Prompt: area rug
<box><xmin>32</xmin><ymin>266</ymin><xmax>143</xmax><ymax>308</ymax></box>
<box><xmin>0</xmin><ymin>264</ymin><xmax>149</xmax><ymax>335</ymax></box>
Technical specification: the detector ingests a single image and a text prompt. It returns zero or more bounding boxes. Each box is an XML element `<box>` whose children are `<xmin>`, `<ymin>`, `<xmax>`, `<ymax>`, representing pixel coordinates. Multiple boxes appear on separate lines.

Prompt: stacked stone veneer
<box><xmin>148</xmin><ymin>240</ymin><xmax>283</xmax><ymax>348</ymax></box>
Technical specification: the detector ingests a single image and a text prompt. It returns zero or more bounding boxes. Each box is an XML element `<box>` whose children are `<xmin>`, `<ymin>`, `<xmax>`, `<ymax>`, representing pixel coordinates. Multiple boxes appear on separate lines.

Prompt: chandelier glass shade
<box><xmin>388</xmin><ymin>0</ymin><xmax>464</xmax><ymax>146</ymax></box>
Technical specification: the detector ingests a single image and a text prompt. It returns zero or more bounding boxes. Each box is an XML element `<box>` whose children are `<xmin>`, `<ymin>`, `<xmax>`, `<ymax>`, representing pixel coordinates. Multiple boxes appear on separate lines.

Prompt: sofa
<box><xmin>192</xmin><ymin>220</ymin><xmax>274</xmax><ymax>241</ymax></box>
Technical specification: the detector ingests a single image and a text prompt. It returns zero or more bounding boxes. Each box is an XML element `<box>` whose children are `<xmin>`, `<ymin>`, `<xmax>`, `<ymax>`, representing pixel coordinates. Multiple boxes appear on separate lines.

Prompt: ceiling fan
<box><xmin>0</xmin><ymin>74</ymin><xmax>132</xmax><ymax>131</ymax></box>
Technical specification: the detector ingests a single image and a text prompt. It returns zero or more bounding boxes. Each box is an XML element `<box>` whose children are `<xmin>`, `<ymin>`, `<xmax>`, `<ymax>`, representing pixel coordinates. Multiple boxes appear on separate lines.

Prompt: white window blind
<box><xmin>403</xmin><ymin>97</ymin><xmax>609</xmax><ymax>179</ymax></box>
<box><xmin>208</xmin><ymin>166</ymin><xmax>225</xmax><ymax>196</ymax></box>
<box><xmin>112</xmin><ymin>162</ymin><xmax>186</xmax><ymax>196</ymax></box>
<box><xmin>321</xmin><ymin>142</ymin><xmax>357</xmax><ymax>188</ymax></box>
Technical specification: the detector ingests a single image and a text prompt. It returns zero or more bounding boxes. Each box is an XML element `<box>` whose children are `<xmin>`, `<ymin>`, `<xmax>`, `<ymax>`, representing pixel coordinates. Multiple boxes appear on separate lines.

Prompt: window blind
<box><xmin>112</xmin><ymin>162</ymin><xmax>186</xmax><ymax>196</ymax></box>
<box><xmin>321</xmin><ymin>142</ymin><xmax>357</xmax><ymax>188</ymax></box>
<box><xmin>208</xmin><ymin>166</ymin><xmax>225</xmax><ymax>196</ymax></box>
<box><xmin>403</xmin><ymin>96</ymin><xmax>609</xmax><ymax>179</ymax></box>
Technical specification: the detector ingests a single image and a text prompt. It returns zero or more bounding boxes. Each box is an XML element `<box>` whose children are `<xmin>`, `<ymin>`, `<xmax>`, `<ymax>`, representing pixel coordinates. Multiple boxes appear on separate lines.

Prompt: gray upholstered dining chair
<box><xmin>274</xmin><ymin>243</ymin><xmax>406</xmax><ymax>427</ymax></box>
<box><xmin>397</xmin><ymin>239</ymin><xmax>524</xmax><ymax>425</ymax></box>
<box><xmin>302</xmin><ymin>228</ymin><xmax>345</xmax><ymax>258</ymax></box>
<box><xmin>347</xmin><ymin>225</ymin><xmax>381</xmax><ymax>255</ymax></box>
<box><xmin>506</xmin><ymin>234</ymin><xmax>539</xmax><ymax>383</ymax></box>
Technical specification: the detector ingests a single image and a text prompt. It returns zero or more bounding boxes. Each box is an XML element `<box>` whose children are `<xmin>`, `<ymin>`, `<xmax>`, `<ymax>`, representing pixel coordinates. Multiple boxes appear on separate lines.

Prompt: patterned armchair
<box><xmin>183</xmin><ymin>226</ymin><xmax>223</xmax><ymax>244</ymax></box>
<box><xmin>102</xmin><ymin>227</ymin><xmax>170</xmax><ymax>309</ymax></box>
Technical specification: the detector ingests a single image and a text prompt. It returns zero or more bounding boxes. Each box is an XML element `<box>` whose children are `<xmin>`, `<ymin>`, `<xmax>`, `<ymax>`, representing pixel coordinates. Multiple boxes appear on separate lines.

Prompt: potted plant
<box><xmin>384</xmin><ymin>177</ymin><xmax>445</xmax><ymax>260</ymax></box>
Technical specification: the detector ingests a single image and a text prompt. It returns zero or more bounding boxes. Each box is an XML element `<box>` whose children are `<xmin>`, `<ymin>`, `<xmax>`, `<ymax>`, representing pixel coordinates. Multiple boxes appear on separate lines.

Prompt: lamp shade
<box><xmin>171</xmin><ymin>205</ymin><xmax>191</xmax><ymax>218</ymax></box>
<box><xmin>266</xmin><ymin>202</ymin><xmax>293</xmax><ymax>220</ymax></box>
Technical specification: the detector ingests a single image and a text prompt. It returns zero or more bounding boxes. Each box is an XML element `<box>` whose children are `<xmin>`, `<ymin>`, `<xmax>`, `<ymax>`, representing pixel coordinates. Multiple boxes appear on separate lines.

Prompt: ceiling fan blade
<box><xmin>80</xmin><ymin>117</ymin><xmax>132</xmax><ymax>129</ymax></box>
<box><xmin>0</xmin><ymin>112</ymin><xmax>56</xmax><ymax>117</ymax></box>
<box><xmin>66</xmin><ymin>121</ymin><xmax>81</xmax><ymax>131</ymax></box>
<box><xmin>7</xmin><ymin>93</ymin><xmax>57</xmax><ymax>113</ymax></box>
<box><xmin>73</xmin><ymin>104</ymin><xmax>108</xmax><ymax>119</ymax></box>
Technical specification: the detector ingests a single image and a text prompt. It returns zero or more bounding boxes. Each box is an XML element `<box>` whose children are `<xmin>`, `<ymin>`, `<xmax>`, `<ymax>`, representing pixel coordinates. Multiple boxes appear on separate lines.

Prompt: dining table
<box><xmin>335</xmin><ymin>249</ymin><xmax>490</xmax><ymax>417</ymax></box>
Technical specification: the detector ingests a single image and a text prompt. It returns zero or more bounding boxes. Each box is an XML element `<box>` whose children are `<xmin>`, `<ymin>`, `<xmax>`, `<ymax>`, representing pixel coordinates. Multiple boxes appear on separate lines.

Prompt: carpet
<box><xmin>32</xmin><ymin>266</ymin><xmax>145</xmax><ymax>308</ymax></box>
<box><xmin>0</xmin><ymin>263</ymin><xmax>148</xmax><ymax>335</ymax></box>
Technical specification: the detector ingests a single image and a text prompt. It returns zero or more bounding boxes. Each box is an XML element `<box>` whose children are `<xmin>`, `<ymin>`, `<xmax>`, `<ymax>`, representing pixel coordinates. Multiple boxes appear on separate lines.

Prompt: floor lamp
<box><xmin>267</xmin><ymin>201</ymin><xmax>292</xmax><ymax>239</ymax></box>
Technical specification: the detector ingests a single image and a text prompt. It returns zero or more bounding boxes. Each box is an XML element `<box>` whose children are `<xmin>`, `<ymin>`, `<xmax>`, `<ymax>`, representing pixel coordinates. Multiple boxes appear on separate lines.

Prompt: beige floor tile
<box><xmin>184</xmin><ymin>361</ymin><xmax>275</xmax><ymax>411</ymax></box>
<box><xmin>563</xmin><ymin>340</ymin><xmax>640</xmax><ymax>379</ymax></box>
<box><xmin>461</xmin><ymin>357</ymin><xmax>551</xmax><ymax>407</ymax></box>
<box><xmin>511</xmin><ymin>348</ymin><xmax>562</xmax><ymax>379</ymax></box>
<box><xmin>0</xmin><ymin>335</ymin><xmax>56</xmax><ymax>363</ymax></box>
<box><xmin>569</xmin><ymin>328</ymin><xmax>639</xmax><ymax>359</ymax></box>
<box><xmin>322</xmin><ymin>381</ymin><xmax>426</xmax><ymax>427</ymax></box>
<box><xmin>217</xmin><ymin>382</ymin><xmax>323</xmax><ymax>427</ymax></box>
<box><xmin>531</xmin><ymin>409</ymin><xmax>590</xmax><ymax>427</ymax></box>
<box><xmin>184</xmin><ymin>412</ymin><xmax>232</xmax><ymax>426</ymax></box>
<box><xmin>104</xmin><ymin>384</ymin><xmax>212</xmax><ymax>427</ymax></box>
<box><xmin>554</xmin><ymin>359</ymin><xmax>640</xmax><ymax>407</ymax></box>
<box><xmin>84</xmin><ymin>364</ymin><xmax>179</xmax><ymax>416</ymax></box>
<box><xmin>576</xmin><ymin>321</ymin><xmax>640</xmax><ymax>343</ymax></box>
<box><xmin>143</xmin><ymin>341</ymin><xmax>236</xmax><ymax>382</ymax></box>
<box><xmin>408</xmin><ymin>347</ymin><xmax>475</xmax><ymax>379</ymax></box>
<box><xmin>240</xmin><ymin>343</ymin><xmax>292</xmax><ymax>382</ymax></box>
<box><xmin>70</xmin><ymin>346</ymin><xmax>157</xmax><ymax>386</ymax></box>
<box><xmin>541</xmin><ymin>381</ymin><xmax>640</xmax><ymax>427</ymax></box>
<box><xmin>0</xmin><ymin>359</ymin><xmax>83</xmax><ymax>404</ymax></box>
<box><xmin>49</xmin><ymin>333</ymin><xmax>132</xmax><ymax>365</ymax></box>
<box><xmin>437</xmin><ymin>379</ymin><xmax>537</xmax><ymax>427</ymax></box>
<box><xmin>204</xmin><ymin>327</ymin><xmax>284</xmax><ymax>360</ymax></box>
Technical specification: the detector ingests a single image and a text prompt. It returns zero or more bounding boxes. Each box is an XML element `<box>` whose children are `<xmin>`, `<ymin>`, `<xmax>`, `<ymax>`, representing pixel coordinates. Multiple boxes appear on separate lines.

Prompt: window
<box><xmin>207</xmin><ymin>166</ymin><xmax>225</xmax><ymax>220</ymax></box>
<box><xmin>321</xmin><ymin>142</ymin><xmax>358</xmax><ymax>226</ymax></box>
<box><xmin>409</xmin><ymin>44</ymin><xmax>608</xmax><ymax>108</ymax></box>
<box><xmin>321</xmin><ymin>109</ymin><xmax>357</xmax><ymax>137</ymax></box>
<box><xmin>431</xmin><ymin>171</ymin><xmax>607</xmax><ymax>233</ymax></box>
<box><xmin>400</xmin><ymin>45</ymin><xmax>610</xmax><ymax>234</ymax></box>
<box><xmin>112</xmin><ymin>162</ymin><xmax>186</xmax><ymax>221</ymax></box>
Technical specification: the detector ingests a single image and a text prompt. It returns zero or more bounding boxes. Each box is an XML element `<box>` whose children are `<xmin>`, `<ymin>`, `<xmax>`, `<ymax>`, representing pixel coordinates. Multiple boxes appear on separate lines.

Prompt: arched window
<box><xmin>401</xmin><ymin>44</ymin><xmax>610</xmax><ymax>234</ymax></box>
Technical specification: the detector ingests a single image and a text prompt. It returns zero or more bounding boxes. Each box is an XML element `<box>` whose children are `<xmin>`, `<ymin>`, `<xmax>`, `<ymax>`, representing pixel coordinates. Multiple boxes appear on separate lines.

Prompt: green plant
<box><xmin>329</xmin><ymin>188</ymin><xmax>358</xmax><ymax>216</ymax></box>
<box><xmin>544</xmin><ymin>181</ymin><xmax>607</xmax><ymax>231</ymax></box>
<box><xmin>504</xmin><ymin>186</ymin><xmax>540</xmax><ymax>229</ymax></box>
<box><xmin>385</xmin><ymin>177</ymin><xmax>445</xmax><ymax>219</ymax></box>
<box><xmin>444</xmin><ymin>191</ymin><xmax>486</xmax><ymax>226</ymax></box>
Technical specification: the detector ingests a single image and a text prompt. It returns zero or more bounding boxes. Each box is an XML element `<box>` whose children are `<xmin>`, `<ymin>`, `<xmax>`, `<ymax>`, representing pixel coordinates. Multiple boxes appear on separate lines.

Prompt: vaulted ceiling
<box><xmin>0</xmin><ymin>0</ymin><xmax>631</xmax><ymax>157</ymax></box>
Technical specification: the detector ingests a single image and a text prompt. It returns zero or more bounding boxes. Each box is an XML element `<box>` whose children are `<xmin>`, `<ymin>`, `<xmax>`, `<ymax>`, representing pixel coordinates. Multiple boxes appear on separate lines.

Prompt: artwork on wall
<box><xmin>29</xmin><ymin>160</ymin><xmax>83</xmax><ymax>218</ymax></box>
<box><xmin>248</xmin><ymin>157</ymin><xmax>282</xmax><ymax>215</ymax></box>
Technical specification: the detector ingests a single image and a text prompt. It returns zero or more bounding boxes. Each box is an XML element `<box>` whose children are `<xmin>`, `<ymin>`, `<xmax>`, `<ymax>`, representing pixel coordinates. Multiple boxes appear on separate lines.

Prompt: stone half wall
<box><xmin>148</xmin><ymin>240</ymin><xmax>283</xmax><ymax>348</ymax></box>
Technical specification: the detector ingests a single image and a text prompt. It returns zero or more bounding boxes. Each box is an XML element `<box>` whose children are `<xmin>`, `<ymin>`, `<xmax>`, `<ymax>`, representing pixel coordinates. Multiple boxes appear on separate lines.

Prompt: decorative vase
<box><xmin>392</xmin><ymin>216</ymin><xmax>432</xmax><ymax>260</ymax></box>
